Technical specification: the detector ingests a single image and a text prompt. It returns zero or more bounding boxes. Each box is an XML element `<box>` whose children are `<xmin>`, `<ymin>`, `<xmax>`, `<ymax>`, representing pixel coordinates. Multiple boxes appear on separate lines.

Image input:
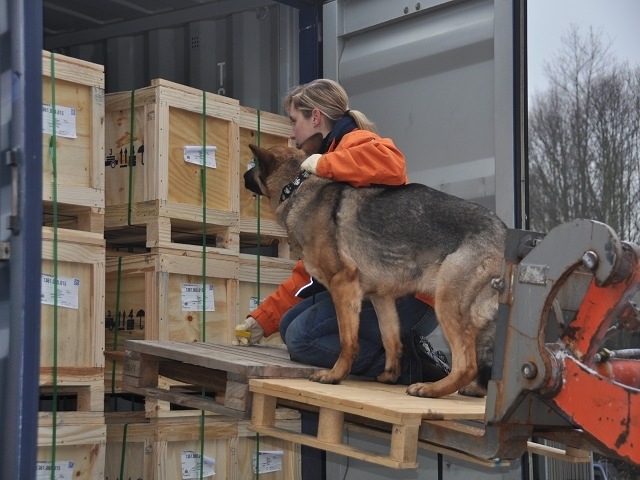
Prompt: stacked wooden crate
<box><xmin>39</xmin><ymin>51</ymin><xmax>107</xmax><ymax>479</ymax></box>
<box><xmin>99</xmin><ymin>77</ymin><xmax>301</xmax><ymax>478</ymax></box>
<box><xmin>103</xmin><ymin>78</ymin><xmax>239</xmax><ymax>251</ymax></box>
<box><xmin>42</xmin><ymin>51</ymin><xmax>105</xmax><ymax>233</ymax></box>
<box><xmin>102</xmin><ymin>79</ymin><xmax>296</xmax><ymax>389</ymax></box>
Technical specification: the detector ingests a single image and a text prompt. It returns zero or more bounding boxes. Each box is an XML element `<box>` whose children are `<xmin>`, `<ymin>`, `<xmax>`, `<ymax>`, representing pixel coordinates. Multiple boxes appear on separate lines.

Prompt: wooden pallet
<box><xmin>104</xmin><ymin>199</ymin><xmax>239</xmax><ymax>251</ymax></box>
<box><xmin>122</xmin><ymin>340</ymin><xmax>317</xmax><ymax>418</ymax></box>
<box><xmin>40</xmin><ymin>367</ymin><xmax>105</xmax><ymax>413</ymax></box>
<box><xmin>43</xmin><ymin>204</ymin><xmax>105</xmax><ymax>234</ymax></box>
<box><xmin>249</xmin><ymin>378</ymin><xmax>487</xmax><ymax>469</ymax></box>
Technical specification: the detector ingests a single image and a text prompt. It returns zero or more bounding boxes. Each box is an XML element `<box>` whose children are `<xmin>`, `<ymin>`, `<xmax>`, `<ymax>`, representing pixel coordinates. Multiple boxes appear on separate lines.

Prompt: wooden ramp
<box><xmin>122</xmin><ymin>340</ymin><xmax>318</xmax><ymax>418</ymax></box>
<box><xmin>249</xmin><ymin>378</ymin><xmax>486</xmax><ymax>469</ymax></box>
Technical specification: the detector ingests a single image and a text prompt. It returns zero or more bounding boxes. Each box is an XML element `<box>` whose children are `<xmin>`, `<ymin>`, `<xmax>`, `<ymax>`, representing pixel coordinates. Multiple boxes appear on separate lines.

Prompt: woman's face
<box><xmin>288</xmin><ymin>106</ymin><xmax>320</xmax><ymax>147</ymax></box>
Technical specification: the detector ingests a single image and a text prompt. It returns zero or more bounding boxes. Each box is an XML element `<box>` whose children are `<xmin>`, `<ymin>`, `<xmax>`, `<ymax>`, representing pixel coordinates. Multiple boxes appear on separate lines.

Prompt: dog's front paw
<box><xmin>310</xmin><ymin>369</ymin><xmax>342</xmax><ymax>384</ymax></box>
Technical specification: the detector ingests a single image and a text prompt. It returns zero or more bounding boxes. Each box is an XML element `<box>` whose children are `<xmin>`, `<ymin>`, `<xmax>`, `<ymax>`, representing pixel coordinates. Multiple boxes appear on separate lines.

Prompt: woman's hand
<box><xmin>232</xmin><ymin>317</ymin><xmax>265</xmax><ymax>346</ymax></box>
<box><xmin>301</xmin><ymin>154</ymin><xmax>322</xmax><ymax>174</ymax></box>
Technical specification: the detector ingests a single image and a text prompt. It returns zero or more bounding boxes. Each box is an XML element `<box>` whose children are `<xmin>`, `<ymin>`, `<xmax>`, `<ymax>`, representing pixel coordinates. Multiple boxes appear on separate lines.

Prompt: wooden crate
<box><xmin>105</xmin><ymin>248</ymin><xmax>238</xmax><ymax>350</ymax></box>
<box><xmin>104</xmin><ymin>79</ymin><xmax>241</xmax><ymax>251</ymax></box>
<box><xmin>42</xmin><ymin>51</ymin><xmax>105</xmax><ymax>233</ymax></box>
<box><xmin>37</xmin><ymin>412</ymin><xmax>106</xmax><ymax>480</ymax></box>
<box><xmin>238</xmin><ymin>253</ymin><xmax>296</xmax><ymax>345</ymax></box>
<box><xmin>40</xmin><ymin>227</ymin><xmax>105</xmax><ymax>371</ymax></box>
<box><xmin>104</xmin><ymin>248</ymin><xmax>239</xmax><ymax>394</ymax></box>
<box><xmin>105</xmin><ymin>414</ymin><xmax>300</xmax><ymax>479</ymax></box>
<box><xmin>238</xmin><ymin>106</ymin><xmax>291</xmax><ymax>256</ymax></box>
<box><xmin>105</xmin><ymin>415</ymin><xmax>233</xmax><ymax>480</ymax></box>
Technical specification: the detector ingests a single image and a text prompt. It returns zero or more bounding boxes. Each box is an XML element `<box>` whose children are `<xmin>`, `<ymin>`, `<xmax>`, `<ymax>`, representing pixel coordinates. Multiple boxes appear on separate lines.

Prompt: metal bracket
<box><xmin>5</xmin><ymin>148</ymin><xmax>21</xmax><ymax>235</ymax></box>
<box><xmin>0</xmin><ymin>242</ymin><xmax>9</xmax><ymax>260</ymax></box>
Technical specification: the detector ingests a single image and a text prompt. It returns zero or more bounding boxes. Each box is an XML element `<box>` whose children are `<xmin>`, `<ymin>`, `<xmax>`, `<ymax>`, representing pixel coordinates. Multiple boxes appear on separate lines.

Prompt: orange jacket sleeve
<box><xmin>315</xmin><ymin>129</ymin><xmax>409</xmax><ymax>187</ymax></box>
<box><xmin>248</xmin><ymin>260</ymin><xmax>311</xmax><ymax>337</ymax></box>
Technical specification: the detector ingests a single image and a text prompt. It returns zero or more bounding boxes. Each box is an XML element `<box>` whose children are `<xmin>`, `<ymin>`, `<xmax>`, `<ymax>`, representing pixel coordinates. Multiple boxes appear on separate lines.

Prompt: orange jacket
<box><xmin>248</xmin><ymin>128</ymin><xmax>433</xmax><ymax>337</ymax></box>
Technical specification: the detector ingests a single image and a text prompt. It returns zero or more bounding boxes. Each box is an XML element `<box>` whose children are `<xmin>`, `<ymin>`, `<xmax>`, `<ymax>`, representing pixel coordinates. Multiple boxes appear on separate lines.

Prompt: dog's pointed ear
<box><xmin>299</xmin><ymin>133</ymin><xmax>324</xmax><ymax>156</ymax></box>
<box><xmin>248</xmin><ymin>144</ymin><xmax>277</xmax><ymax>174</ymax></box>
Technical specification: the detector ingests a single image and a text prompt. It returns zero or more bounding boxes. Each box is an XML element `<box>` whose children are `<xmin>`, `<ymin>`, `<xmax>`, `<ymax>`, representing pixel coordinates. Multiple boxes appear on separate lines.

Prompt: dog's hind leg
<box><xmin>309</xmin><ymin>267</ymin><xmax>363</xmax><ymax>385</ymax></box>
<box><xmin>369</xmin><ymin>295</ymin><xmax>402</xmax><ymax>384</ymax></box>
<box><xmin>406</xmin><ymin>296</ymin><xmax>480</xmax><ymax>398</ymax></box>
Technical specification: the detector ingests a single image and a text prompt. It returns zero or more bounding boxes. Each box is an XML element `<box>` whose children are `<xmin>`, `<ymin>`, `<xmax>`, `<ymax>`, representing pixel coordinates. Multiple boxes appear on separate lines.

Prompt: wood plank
<box><xmin>124</xmin><ymin>340</ymin><xmax>317</xmax><ymax>378</ymax></box>
<box><xmin>122</xmin><ymin>341</ymin><xmax>319</xmax><ymax>417</ymax></box>
<box><xmin>250</xmin><ymin>424</ymin><xmax>418</xmax><ymax>469</ymax></box>
<box><xmin>123</xmin><ymin>384</ymin><xmax>245</xmax><ymax>418</ymax></box>
<box><xmin>249</xmin><ymin>378</ymin><xmax>486</xmax><ymax>422</ymax></box>
<box><xmin>526</xmin><ymin>441</ymin><xmax>591</xmax><ymax>463</ymax></box>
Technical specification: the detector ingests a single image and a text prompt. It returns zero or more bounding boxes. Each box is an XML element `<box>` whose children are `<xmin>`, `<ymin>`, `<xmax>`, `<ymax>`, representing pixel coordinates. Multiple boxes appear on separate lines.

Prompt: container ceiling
<box><xmin>43</xmin><ymin>0</ymin><xmax>321</xmax><ymax>50</ymax></box>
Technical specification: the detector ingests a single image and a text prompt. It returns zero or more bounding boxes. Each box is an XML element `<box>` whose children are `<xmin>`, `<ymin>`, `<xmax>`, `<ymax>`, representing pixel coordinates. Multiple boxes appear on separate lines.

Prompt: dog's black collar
<box><xmin>279</xmin><ymin>171</ymin><xmax>311</xmax><ymax>204</ymax></box>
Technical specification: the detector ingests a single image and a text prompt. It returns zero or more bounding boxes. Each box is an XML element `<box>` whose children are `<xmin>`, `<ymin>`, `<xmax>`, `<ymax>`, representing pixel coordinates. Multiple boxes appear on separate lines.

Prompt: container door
<box><xmin>323</xmin><ymin>0</ymin><xmax>526</xmax><ymax>227</ymax></box>
<box><xmin>0</xmin><ymin>0</ymin><xmax>43</xmax><ymax>478</ymax></box>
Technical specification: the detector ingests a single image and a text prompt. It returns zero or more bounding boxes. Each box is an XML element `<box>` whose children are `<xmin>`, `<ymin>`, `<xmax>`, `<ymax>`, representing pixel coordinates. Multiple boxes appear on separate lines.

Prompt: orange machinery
<box><xmin>421</xmin><ymin>219</ymin><xmax>640</xmax><ymax>467</ymax></box>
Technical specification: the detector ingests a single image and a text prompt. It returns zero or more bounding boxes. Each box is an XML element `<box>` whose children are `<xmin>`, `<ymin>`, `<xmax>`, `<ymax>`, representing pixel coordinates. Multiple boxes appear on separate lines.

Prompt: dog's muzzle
<box><xmin>244</xmin><ymin>168</ymin><xmax>265</xmax><ymax>196</ymax></box>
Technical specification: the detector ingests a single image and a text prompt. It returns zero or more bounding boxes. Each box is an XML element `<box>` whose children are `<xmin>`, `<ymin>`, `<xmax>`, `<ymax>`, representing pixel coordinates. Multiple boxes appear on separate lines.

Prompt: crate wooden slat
<box><xmin>41</xmin><ymin>227</ymin><xmax>105</xmax><ymax>371</ymax></box>
<box><xmin>121</xmin><ymin>340</ymin><xmax>317</xmax><ymax>418</ymax></box>
<box><xmin>249</xmin><ymin>378</ymin><xmax>487</xmax><ymax>469</ymax></box>
<box><xmin>104</xmin><ymin>78</ymin><xmax>241</xmax><ymax>251</ymax></box>
<box><xmin>42</xmin><ymin>51</ymin><xmax>105</xmax><ymax>233</ymax></box>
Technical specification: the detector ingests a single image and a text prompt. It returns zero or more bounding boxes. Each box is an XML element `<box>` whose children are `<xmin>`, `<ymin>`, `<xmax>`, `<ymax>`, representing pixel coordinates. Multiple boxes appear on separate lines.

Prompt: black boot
<box><xmin>411</xmin><ymin>334</ymin><xmax>451</xmax><ymax>382</ymax></box>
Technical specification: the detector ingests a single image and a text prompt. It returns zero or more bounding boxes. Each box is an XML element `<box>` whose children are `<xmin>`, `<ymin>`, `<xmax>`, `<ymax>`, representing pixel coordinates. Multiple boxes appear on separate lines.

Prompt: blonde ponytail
<box><xmin>284</xmin><ymin>79</ymin><xmax>378</xmax><ymax>134</ymax></box>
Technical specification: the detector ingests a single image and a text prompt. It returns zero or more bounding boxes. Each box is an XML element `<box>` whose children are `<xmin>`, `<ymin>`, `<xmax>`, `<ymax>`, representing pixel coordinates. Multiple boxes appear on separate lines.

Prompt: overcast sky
<box><xmin>527</xmin><ymin>0</ymin><xmax>640</xmax><ymax>99</ymax></box>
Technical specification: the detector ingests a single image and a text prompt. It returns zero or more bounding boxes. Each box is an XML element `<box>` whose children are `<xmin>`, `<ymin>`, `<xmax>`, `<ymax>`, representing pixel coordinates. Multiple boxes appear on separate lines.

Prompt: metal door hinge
<box><xmin>0</xmin><ymin>242</ymin><xmax>9</xmax><ymax>260</ymax></box>
<box><xmin>6</xmin><ymin>148</ymin><xmax>21</xmax><ymax>235</ymax></box>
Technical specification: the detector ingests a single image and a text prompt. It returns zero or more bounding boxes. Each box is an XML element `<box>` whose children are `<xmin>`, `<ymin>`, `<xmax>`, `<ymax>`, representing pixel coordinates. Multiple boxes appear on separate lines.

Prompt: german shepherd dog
<box><xmin>245</xmin><ymin>134</ymin><xmax>507</xmax><ymax>398</ymax></box>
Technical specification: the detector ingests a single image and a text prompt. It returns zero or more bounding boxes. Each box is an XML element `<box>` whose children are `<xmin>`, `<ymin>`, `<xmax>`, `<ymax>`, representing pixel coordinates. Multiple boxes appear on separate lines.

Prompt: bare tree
<box><xmin>528</xmin><ymin>26</ymin><xmax>640</xmax><ymax>243</ymax></box>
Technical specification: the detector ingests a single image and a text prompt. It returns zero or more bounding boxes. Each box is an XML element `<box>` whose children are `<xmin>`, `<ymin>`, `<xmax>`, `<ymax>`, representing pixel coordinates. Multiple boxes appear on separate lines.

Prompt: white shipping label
<box><xmin>253</xmin><ymin>451</ymin><xmax>284</xmax><ymax>474</ymax></box>
<box><xmin>181</xmin><ymin>450</ymin><xmax>215</xmax><ymax>479</ymax></box>
<box><xmin>41</xmin><ymin>274</ymin><xmax>80</xmax><ymax>309</ymax></box>
<box><xmin>181</xmin><ymin>283</ymin><xmax>215</xmax><ymax>312</ymax></box>
<box><xmin>42</xmin><ymin>104</ymin><xmax>77</xmax><ymax>138</ymax></box>
<box><xmin>36</xmin><ymin>461</ymin><xmax>74</xmax><ymax>480</ymax></box>
<box><xmin>184</xmin><ymin>145</ymin><xmax>217</xmax><ymax>169</ymax></box>
<box><xmin>249</xmin><ymin>296</ymin><xmax>266</xmax><ymax>311</ymax></box>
